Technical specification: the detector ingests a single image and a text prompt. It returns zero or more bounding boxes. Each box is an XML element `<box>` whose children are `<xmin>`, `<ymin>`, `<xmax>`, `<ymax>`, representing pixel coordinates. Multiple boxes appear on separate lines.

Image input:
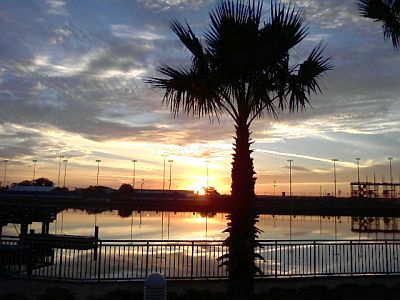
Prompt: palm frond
<box><xmin>204</xmin><ymin>1</ymin><xmax>263</xmax><ymax>77</ymax></box>
<box><xmin>205</xmin><ymin>0</ymin><xmax>262</xmax><ymax>48</ymax></box>
<box><xmin>285</xmin><ymin>43</ymin><xmax>333</xmax><ymax>112</ymax></box>
<box><xmin>171</xmin><ymin>20</ymin><xmax>204</xmax><ymax>58</ymax></box>
<box><xmin>259</xmin><ymin>2</ymin><xmax>307</xmax><ymax>63</ymax></box>
<box><xmin>358</xmin><ymin>0</ymin><xmax>400</xmax><ymax>49</ymax></box>
<box><xmin>147</xmin><ymin>66</ymin><xmax>222</xmax><ymax>118</ymax></box>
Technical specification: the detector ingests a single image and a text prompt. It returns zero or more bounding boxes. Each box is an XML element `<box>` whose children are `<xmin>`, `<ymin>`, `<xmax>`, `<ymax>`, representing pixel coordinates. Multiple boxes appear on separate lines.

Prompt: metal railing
<box><xmin>1</xmin><ymin>237</ymin><xmax>399</xmax><ymax>281</ymax></box>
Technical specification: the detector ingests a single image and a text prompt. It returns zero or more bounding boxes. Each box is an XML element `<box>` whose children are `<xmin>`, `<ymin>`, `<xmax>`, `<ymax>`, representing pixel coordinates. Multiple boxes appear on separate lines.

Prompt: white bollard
<box><xmin>144</xmin><ymin>273</ymin><xmax>167</xmax><ymax>300</ymax></box>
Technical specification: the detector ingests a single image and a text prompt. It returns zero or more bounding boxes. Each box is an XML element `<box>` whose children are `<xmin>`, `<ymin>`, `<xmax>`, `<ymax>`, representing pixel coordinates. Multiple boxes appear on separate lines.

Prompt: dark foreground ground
<box><xmin>1</xmin><ymin>276</ymin><xmax>400</xmax><ymax>300</ymax></box>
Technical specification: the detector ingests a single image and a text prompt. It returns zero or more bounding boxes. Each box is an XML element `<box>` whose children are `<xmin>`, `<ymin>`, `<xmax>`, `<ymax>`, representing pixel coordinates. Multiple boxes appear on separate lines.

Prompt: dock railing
<box><xmin>1</xmin><ymin>237</ymin><xmax>399</xmax><ymax>281</ymax></box>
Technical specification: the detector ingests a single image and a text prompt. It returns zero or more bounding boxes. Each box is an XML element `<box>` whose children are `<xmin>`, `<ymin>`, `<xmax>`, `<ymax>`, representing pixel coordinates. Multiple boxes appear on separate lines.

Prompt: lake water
<box><xmin>3</xmin><ymin>209</ymin><xmax>400</xmax><ymax>241</ymax></box>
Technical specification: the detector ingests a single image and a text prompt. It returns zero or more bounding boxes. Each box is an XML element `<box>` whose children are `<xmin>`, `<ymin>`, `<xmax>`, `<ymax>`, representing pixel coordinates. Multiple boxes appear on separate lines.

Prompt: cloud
<box><xmin>282</xmin><ymin>165</ymin><xmax>314</xmax><ymax>173</ymax></box>
<box><xmin>0</xmin><ymin>0</ymin><xmax>400</xmax><ymax>192</ymax></box>
<box><xmin>255</xmin><ymin>149</ymin><xmax>357</xmax><ymax>168</ymax></box>
<box><xmin>46</xmin><ymin>0</ymin><xmax>68</xmax><ymax>16</ymax></box>
<box><xmin>111</xmin><ymin>24</ymin><xmax>163</xmax><ymax>41</ymax></box>
<box><xmin>137</xmin><ymin>0</ymin><xmax>212</xmax><ymax>11</ymax></box>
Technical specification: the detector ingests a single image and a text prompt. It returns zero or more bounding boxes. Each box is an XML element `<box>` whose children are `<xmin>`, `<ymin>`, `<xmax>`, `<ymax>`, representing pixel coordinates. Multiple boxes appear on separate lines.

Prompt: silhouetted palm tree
<box><xmin>358</xmin><ymin>0</ymin><xmax>400</xmax><ymax>48</ymax></box>
<box><xmin>149</xmin><ymin>1</ymin><xmax>331</xmax><ymax>298</ymax></box>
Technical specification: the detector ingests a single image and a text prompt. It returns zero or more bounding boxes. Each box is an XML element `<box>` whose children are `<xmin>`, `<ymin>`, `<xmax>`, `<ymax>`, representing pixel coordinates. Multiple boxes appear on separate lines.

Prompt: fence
<box><xmin>1</xmin><ymin>237</ymin><xmax>399</xmax><ymax>281</ymax></box>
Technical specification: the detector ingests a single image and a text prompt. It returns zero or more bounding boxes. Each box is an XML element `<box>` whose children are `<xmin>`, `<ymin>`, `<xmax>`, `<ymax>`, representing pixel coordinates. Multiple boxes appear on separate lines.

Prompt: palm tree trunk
<box><xmin>227</xmin><ymin>119</ymin><xmax>258</xmax><ymax>300</ymax></box>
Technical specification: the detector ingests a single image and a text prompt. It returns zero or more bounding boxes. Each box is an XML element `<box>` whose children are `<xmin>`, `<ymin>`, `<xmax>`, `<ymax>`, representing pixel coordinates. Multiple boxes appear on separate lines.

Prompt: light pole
<box><xmin>356</xmin><ymin>158</ymin><xmax>360</xmax><ymax>197</ymax></box>
<box><xmin>57</xmin><ymin>155</ymin><xmax>64</xmax><ymax>187</ymax></box>
<box><xmin>2</xmin><ymin>160</ymin><xmax>8</xmax><ymax>188</ymax></box>
<box><xmin>332</xmin><ymin>159</ymin><xmax>338</xmax><ymax>197</ymax></box>
<box><xmin>287</xmin><ymin>159</ymin><xmax>293</xmax><ymax>196</ymax></box>
<box><xmin>273</xmin><ymin>180</ymin><xmax>276</xmax><ymax>196</ymax></box>
<box><xmin>388</xmin><ymin>157</ymin><xmax>393</xmax><ymax>197</ymax></box>
<box><xmin>32</xmin><ymin>159</ymin><xmax>38</xmax><ymax>182</ymax></box>
<box><xmin>206</xmin><ymin>160</ymin><xmax>210</xmax><ymax>192</ymax></box>
<box><xmin>162</xmin><ymin>155</ymin><xmax>167</xmax><ymax>191</ymax></box>
<box><xmin>168</xmin><ymin>160</ymin><xmax>173</xmax><ymax>190</ymax></box>
<box><xmin>63</xmin><ymin>160</ymin><xmax>68</xmax><ymax>188</ymax></box>
<box><xmin>355</xmin><ymin>158</ymin><xmax>360</xmax><ymax>183</ymax></box>
<box><xmin>131</xmin><ymin>160</ymin><xmax>137</xmax><ymax>190</ymax></box>
<box><xmin>96</xmin><ymin>160</ymin><xmax>101</xmax><ymax>187</ymax></box>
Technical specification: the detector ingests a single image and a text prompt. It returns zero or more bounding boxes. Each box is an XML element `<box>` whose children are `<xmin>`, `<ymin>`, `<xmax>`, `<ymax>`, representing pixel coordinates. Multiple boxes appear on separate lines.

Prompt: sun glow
<box><xmin>189</xmin><ymin>182</ymin><xmax>206</xmax><ymax>195</ymax></box>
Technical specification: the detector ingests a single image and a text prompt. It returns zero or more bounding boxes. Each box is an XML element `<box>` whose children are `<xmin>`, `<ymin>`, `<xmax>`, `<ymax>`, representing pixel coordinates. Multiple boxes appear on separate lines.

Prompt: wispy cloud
<box><xmin>255</xmin><ymin>149</ymin><xmax>357</xmax><ymax>168</ymax></box>
<box><xmin>46</xmin><ymin>0</ymin><xmax>68</xmax><ymax>16</ymax></box>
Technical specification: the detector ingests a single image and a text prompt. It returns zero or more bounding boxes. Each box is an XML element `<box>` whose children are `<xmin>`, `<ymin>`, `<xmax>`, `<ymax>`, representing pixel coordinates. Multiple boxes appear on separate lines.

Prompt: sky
<box><xmin>0</xmin><ymin>0</ymin><xmax>399</xmax><ymax>196</ymax></box>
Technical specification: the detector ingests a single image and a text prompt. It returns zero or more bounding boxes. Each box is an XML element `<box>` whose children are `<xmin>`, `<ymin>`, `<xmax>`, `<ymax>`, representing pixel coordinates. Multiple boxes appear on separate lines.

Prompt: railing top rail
<box><xmin>1</xmin><ymin>235</ymin><xmax>400</xmax><ymax>244</ymax></box>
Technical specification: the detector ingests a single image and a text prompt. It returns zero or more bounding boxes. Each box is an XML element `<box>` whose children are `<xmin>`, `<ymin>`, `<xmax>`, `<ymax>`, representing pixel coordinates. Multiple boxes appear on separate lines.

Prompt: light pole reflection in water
<box><xmin>130</xmin><ymin>213</ymin><xmax>133</xmax><ymax>241</ymax></box>
<box><xmin>167</xmin><ymin>212</ymin><xmax>171</xmax><ymax>240</ymax></box>
<box><xmin>161</xmin><ymin>212</ymin><xmax>164</xmax><ymax>240</ymax></box>
<box><xmin>205</xmin><ymin>214</ymin><xmax>208</xmax><ymax>238</ymax></box>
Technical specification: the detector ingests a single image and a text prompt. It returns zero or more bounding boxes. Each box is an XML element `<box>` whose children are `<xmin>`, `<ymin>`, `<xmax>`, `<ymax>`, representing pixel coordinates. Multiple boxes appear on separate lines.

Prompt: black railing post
<box><xmin>350</xmin><ymin>241</ymin><xmax>353</xmax><ymax>276</ymax></box>
<box><xmin>274</xmin><ymin>241</ymin><xmax>278</xmax><ymax>278</ymax></box>
<box><xmin>191</xmin><ymin>241</ymin><xmax>194</xmax><ymax>280</ymax></box>
<box><xmin>93</xmin><ymin>226</ymin><xmax>99</xmax><ymax>261</ymax></box>
<box><xmin>58</xmin><ymin>241</ymin><xmax>63</xmax><ymax>280</ymax></box>
<box><xmin>145</xmin><ymin>241</ymin><xmax>149</xmax><ymax>278</ymax></box>
<box><xmin>97</xmin><ymin>241</ymin><xmax>102</xmax><ymax>281</ymax></box>
<box><xmin>385</xmin><ymin>240</ymin><xmax>389</xmax><ymax>275</ymax></box>
<box><xmin>313</xmin><ymin>241</ymin><xmax>316</xmax><ymax>277</ymax></box>
<box><xmin>26</xmin><ymin>241</ymin><xmax>32</xmax><ymax>277</ymax></box>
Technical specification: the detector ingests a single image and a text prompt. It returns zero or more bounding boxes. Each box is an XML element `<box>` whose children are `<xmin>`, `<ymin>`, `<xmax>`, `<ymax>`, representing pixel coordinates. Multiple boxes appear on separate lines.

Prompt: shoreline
<box><xmin>1</xmin><ymin>195</ymin><xmax>400</xmax><ymax>217</ymax></box>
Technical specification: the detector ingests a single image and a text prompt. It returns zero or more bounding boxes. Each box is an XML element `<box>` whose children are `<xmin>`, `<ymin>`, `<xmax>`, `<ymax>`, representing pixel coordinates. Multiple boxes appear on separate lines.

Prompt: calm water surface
<box><xmin>4</xmin><ymin>209</ymin><xmax>400</xmax><ymax>240</ymax></box>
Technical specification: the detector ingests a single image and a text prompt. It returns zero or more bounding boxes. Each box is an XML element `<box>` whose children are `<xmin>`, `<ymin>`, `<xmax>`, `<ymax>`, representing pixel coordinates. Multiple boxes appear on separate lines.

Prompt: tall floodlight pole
<box><xmin>356</xmin><ymin>158</ymin><xmax>361</xmax><ymax>197</ymax></box>
<box><xmin>332</xmin><ymin>159</ymin><xmax>338</xmax><ymax>197</ymax></box>
<box><xmin>96</xmin><ymin>160</ymin><xmax>101</xmax><ymax>187</ymax></box>
<box><xmin>32</xmin><ymin>159</ymin><xmax>38</xmax><ymax>182</ymax></box>
<box><xmin>273</xmin><ymin>180</ymin><xmax>276</xmax><ymax>196</ymax></box>
<box><xmin>355</xmin><ymin>158</ymin><xmax>360</xmax><ymax>183</ymax></box>
<box><xmin>2</xmin><ymin>160</ymin><xmax>8</xmax><ymax>188</ymax></box>
<box><xmin>57</xmin><ymin>155</ymin><xmax>64</xmax><ymax>187</ymax></box>
<box><xmin>162</xmin><ymin>155</ymin><xmax>167</xmax><ymax>191</ymax></box>
<box><xmin>287</xmin><ymin>159</ymin><xmax>293</xmax><ymax>196</ymax></box>
<box><xmin>168</xmin><ymin>160</ymin><xmax>173</xmax><ymax>190</ymax></box>
<box><xmin>131</xmin><ymin>160</ymin><xmax>137</xmax><ymax>190</ymax></box>
<box><xmin>63</xmin><ymin>160</ymin><xmax>68</xmax><ymax>188</ymax></box>
<box><xmin>388</xmin><ymin>157</ymin><xmax>393</xmax><ymax>197</ymax></box>
<box><xmin>206</xmin><ymin>160</ymin><xmax>210</xmax><ymax>191</ymax></box>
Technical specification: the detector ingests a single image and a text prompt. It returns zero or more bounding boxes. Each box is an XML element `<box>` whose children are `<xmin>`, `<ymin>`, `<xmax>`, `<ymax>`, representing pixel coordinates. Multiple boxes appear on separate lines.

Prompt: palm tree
<box><xmin>358</xmin><ymin>0</ymin><xmax>400</xmax><ymax>49</ymax></box>
<box><xmin>149</xmin><ymin>1</ymin><xmax>331</xmax><ymax>298</ymax></box>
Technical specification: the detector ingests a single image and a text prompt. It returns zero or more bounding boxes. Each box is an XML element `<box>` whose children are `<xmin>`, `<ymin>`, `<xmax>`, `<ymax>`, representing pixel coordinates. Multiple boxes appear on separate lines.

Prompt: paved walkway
<box><xmin>1</xmin><ymin>276</ymin><xmax>400</xmax><ymax>299</ymax></box>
